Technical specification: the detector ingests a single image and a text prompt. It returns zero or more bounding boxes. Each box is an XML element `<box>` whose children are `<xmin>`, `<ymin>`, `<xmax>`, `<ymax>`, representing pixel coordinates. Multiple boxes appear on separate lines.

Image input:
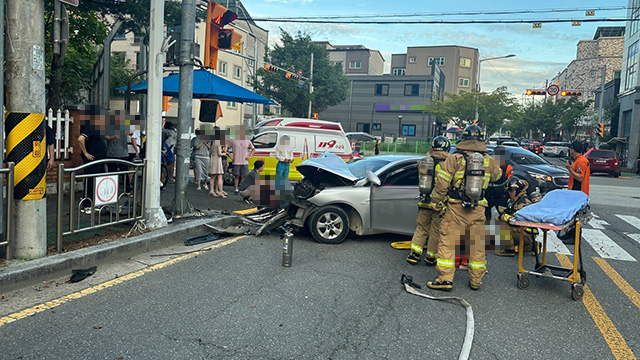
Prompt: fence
<box><xmin>0</xmin><ymin>163</ymin><xmax>14</xmax><ymax>260</ymax></box>
<box><xmin>47</xmin><ymin>108</ymin><xmax>73</xmax><ymax>161</ymax></box>
<box><xmin>56</xmin><ymin>159</ymin><xmax>147</xmax><ymax>253</ymax></box>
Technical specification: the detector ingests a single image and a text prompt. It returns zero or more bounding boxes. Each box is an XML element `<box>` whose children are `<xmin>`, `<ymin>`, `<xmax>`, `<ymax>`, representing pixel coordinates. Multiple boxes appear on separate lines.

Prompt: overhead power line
<box><xmin>240</xmin><ymin>18</ymin><xmax>635</xmax><ymax>25</ymax></box>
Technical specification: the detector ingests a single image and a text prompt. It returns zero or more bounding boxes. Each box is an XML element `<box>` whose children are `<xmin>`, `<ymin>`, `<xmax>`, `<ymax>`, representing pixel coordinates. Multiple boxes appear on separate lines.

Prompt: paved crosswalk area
<box><xmin>537</xmin><ymin>213</ymin><xmax>640</xmax><ymax>262</ymax></box>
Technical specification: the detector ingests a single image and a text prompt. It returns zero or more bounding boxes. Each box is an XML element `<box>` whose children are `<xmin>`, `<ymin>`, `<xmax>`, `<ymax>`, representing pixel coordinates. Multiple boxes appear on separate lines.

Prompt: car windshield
<box><xmin>510</xmin><ymin>152</ymin><xmax>548</xmax><ymax>165</ymax></box>
<box><xmin>347</xmin><ymin>158</ymin><xmax>394</xmax><ymax>179</ymax></box>
<box><xmin>587</xmin><ymin>150</ymin><xmax>615</xmax><ymax>159</ymax></box>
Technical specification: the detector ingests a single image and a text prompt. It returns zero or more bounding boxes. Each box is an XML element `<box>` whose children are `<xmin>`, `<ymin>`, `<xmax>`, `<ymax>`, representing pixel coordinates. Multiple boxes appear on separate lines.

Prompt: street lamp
<box><xmin>398</xmin><ymin>115</ymin><xmax>402</xmax><ymax>137</ymax></box>
<box><xmin>475</xmin><ymin>54</ymin><xmax>516</xmax><ymax>121</ymax></box>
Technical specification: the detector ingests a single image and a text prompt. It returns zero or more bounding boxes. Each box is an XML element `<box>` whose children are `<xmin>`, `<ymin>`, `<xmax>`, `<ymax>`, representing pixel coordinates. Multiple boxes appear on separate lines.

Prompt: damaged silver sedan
<box><xmin>288</xmin><ymin>153</ymin><xmax>423</xmax><ymax>244</ymax></box>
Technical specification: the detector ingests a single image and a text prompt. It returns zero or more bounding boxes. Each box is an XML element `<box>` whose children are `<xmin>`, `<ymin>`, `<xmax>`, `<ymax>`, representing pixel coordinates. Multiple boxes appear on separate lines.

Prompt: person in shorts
<box><xmin>228</xmin><ymin>127</ymin><xmax>255</xmax><ymax>193</ymax></box>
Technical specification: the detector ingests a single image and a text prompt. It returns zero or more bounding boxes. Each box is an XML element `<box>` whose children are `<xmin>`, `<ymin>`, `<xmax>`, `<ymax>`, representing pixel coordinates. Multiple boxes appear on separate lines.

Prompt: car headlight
<box><xmin>527</xmin><ymin>171</ymin><xmax>552</xmax><ymax>182</ymax></box>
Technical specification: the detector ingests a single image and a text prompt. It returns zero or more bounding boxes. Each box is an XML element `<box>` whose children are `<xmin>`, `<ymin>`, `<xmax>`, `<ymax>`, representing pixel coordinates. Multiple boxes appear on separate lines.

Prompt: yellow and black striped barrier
<box><xmin>5</xmin><ymin>112</ymin><xmax>46</xmax><ymax>200</ymax></box>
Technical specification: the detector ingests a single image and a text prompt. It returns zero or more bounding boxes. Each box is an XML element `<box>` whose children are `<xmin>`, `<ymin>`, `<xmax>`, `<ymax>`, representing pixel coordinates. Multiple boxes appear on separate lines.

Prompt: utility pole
<box><xmin>596</xmin><ymin>64</ymin><xmax>606</xmax><ymax>149</ymax></box>
<box><xmin>307</xmin><ymin>52</ymin><xmax>314</xmax><ymax>119</ymax></box>
<box><xmin>0</xmin><ymin>0</ymin><xmax>5</xmax><ymax>249</ymax></box>
<box><xmin>169</xmin><ymin>0</ymin><xmax>196</xmax><ymax>214</ymax></box>
<box><xmin>5</xmin><ymin>0</ymin><xmax>47</xmax><ymax>258</ymax></box>
<box><xmin>144</xmin><ymin>0</ymin><xmax>168</xmax><ymax>228</ymax></box>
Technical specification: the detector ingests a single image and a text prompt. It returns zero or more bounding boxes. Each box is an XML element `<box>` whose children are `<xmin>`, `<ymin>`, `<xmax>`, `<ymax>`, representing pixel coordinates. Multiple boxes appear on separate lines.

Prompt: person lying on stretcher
<box><xmin>495</xmin><ymin>177</ymin><xmax>539</xmax><ymax>257</ymax></box>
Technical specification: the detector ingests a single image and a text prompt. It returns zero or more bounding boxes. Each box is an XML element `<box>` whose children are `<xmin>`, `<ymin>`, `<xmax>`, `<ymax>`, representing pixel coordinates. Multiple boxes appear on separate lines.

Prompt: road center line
<box><xmin>0</xmin><ymin>235</ymin><xmax>246</xmax><ymax>328</ymax></box>
<box><xmin>556</xmin><ymin>254</ymin><xmax>637</xmax><ymax>360</ymax></box>
<box><xmin>593</xmin><ymin>257</ymin><xmax>640</xmax><ymax>312</ymax></box>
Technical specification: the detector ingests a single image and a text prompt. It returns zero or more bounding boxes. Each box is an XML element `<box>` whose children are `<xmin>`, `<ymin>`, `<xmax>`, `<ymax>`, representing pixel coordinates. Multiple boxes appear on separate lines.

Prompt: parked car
<box><xmin>487</xmin><ymin>136</ymin><xmax>512</xmax><ymax>145</ymax></box>
<box><xmin>542</xmin><ymin>141</ymin><xmax>571</xmax><ymax>157</ymax></box>
<box><xmin>499</xmin><ymin>146</ymin><xmax>570</xmax><ymax>194</ymax></box>
<box><xmin>585</xmin><ymin>148</ymin><xmax>621</xmax><ymax>177</ymax></box>
<box><xmin>290</xmin><ymin>154</ymin><xmax>423</xmax><ymax>244</ymax></box>
<box><xmin>527</xmin><ymin>141</ymin><xmax>543</xmax><ymax>155</ymax></box>
<box><xmin>519</xmin><ymin>139</ymin><xmax>531</xmax><ymax>147</ymax></box>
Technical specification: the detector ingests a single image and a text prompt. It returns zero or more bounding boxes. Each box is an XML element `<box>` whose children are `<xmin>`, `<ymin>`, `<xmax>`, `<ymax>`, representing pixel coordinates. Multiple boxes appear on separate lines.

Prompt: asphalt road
<box><xmin>1</xmin><ymin>153</ymin><xmax>639</xmax><ymax>359</ymax></box>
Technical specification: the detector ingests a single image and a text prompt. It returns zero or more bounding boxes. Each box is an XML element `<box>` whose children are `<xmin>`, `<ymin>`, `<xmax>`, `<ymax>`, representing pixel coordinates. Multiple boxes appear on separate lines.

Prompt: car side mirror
<box><xmin>367</xmin><ymin>171</ymin><xmax>381</xmax><ymax>186</ymax></box>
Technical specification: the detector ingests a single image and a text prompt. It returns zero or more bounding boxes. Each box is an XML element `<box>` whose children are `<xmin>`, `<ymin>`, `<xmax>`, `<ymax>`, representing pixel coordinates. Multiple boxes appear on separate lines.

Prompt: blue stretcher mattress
<box><xmin>513</xmin><ymin>189</ymin><xmax>589</xmax><ymax>226</ymax></box>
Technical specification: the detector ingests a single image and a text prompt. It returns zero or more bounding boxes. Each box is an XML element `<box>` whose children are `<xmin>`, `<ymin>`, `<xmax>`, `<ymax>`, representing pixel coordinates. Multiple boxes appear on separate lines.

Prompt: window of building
<box><xmin>458</xmin><ymin>77</ymin><xmax>470</xmax><ymax>87</ymax></box>
<box><xmin>404</xmin><ymin>84</ymin><xmax>419</xmax><ymax>96</ymax></box>
<box><xmin>114</xmin><ymin>31</ymin><xmax>126</xmax><ymax>40</ymax></box>
<box><xmin>233</xmin><ymin>65</ymin><xmax>242</xmax><ymax>80</ymax></box>
<box><xmin>135</xmin><ymin>52</ymin><xmax>141</xmax><ymax>70</ymax></box>
<box><xmin>227</xmin><ymin>101</ymin><xmax>237</xmax><ymax>109</ymax></box>
<box><xmin>392</xmin><ymin>68</ymin><xmax>406</xmax><ymax>76</ymax></box>
<box><xmin>625</xmin><ymin>41</ymin><xmax>638</xmax><ymax>90</ymax></box>
<box><xmin>428</xmin><ymin>57</ymin><xmax>445</xmax><ymax>66</ymax></box>
<box><xmin>402</xmin><ymin>125</ymin><xmax>416</xmax><ymax>136</ymax></box>
<box><xmin>219</xmin><ymin>61</ymin><xmax>227</xmax><ymax>76</ymax></box>
<box><xmin>373</xmin><ymin>123</ymin><xmax>382</xmax><ymax>131</ymax></box>
<box><xmin>375</xmin><ymin>84</ymin><xmax>389</xmax><ymax>96</ymax></box>
<box><xmin>459</xmin><ymin>57</ymin><xmax>471</xmax><ymax>68</ymax></box>
<box><xmin>409</xmin><ymin>56</ymin><xmax>417</xmax><ymax>64</ymax></box>
<box><xmin>590</xmin><ymin>70</ymin><xmax>597</xmax><ymax>78</ymax></box>
<box><xmin>632</xmin><ymin>0</ymin><xmax>640</xmax><ymax>35</ymax></box>
<box><xmin>349</xmin><ymin>61</ymin><xmax>362</xmax><ymax>69</ymax></box>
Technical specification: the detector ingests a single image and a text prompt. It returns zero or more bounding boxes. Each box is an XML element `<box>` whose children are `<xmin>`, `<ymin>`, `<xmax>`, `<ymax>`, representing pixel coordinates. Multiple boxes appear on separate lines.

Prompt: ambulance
<box><xmin>248</xmin><ymin>117</ymin><xmax>354</xmax><ymax>181</ymax></box>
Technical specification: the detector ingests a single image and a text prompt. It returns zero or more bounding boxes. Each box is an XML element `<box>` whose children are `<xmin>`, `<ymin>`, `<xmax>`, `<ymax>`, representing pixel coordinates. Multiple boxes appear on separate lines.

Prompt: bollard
<box><xmin>281</xmin><ymin>227</ymin><xmax>293</xmax><ymax>267</ymax></box>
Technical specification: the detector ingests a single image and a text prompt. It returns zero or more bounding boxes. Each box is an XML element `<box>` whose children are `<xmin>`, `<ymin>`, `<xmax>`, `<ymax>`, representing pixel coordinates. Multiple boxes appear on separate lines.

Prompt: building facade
<box><xmin>391</xmin><ymin>45</ymin><xmax>479</xmax><ymax>96</ymax></box>
<box><xmin>553</xmin><ymin>27</ymin><xmax>624</xmax><ymax>105</ymax></box>
<box><xmin>319</xmin><ymin>64</ymin><xmax>446</xmax><ymax>139</ymax></box>
<box><xmin>315</xmin><ymin>42</ymin><xmax>385</xmax><ymax>75</ymax></box>
<box><xmin>617</xmin><ymin>0</ymin><xmax>640</xmax><ymax>169</ymax></box>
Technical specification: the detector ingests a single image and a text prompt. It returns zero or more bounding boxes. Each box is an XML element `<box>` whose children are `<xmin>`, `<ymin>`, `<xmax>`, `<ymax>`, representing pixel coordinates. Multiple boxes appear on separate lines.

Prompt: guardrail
<box><xmin>56</xmin><ymin>159</ymin><xmax>147</xmax><ymax>253</ymax></box>
<box><xmin>0</xmin><ymin>163</ymin><xmax>15</xmax><ymax>260</ymax></box>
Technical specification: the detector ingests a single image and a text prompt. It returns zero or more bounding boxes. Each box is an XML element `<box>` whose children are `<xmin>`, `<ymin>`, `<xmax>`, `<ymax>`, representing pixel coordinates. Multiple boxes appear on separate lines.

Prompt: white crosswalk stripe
<box><xmin>624</xmin><ymin>233</ymin><xmax>640</xmax><ymax>246</ymax></box>
<box><xmin>543</xmin><ymin>230</ymin><xmax>572</xmax><ymax>255</ymax></box>
<box><xmin>581</xmin><ymin>229</ymin><xmax>636</xmax><ymax>262</ymax></box>
<box><xmin>616</xmin><ymin>215</ymin><xmax>640</xmax><ymax>232</ymax></box>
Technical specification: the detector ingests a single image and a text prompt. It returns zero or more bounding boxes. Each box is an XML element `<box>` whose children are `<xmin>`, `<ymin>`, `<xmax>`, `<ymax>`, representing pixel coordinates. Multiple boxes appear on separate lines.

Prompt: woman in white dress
<box><xmin>208</xmin><ymin>130</ymin><xmax>228</xmax><ymax>198</ymax></box>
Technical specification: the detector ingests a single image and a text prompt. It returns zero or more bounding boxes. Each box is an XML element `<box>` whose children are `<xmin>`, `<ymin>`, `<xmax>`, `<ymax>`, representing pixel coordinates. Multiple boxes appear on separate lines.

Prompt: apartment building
<box><xmin>391</xmin><ymin>45</ymin><xmax>479</xmax><ymax>96</ymax></box>
<box><xmin>618</xmin><ymin>0</ymin><xmax>640</xmax><ymax>169</ymax></box>
<box><xmin>319</xmin><ymin>64</ymin><xmax>446</xmax><ymax>139</ymax></box>
<box><xmin>315</xmin><ymin>42</ymin><xmax>384</xmax><ymax>75</ymax></box>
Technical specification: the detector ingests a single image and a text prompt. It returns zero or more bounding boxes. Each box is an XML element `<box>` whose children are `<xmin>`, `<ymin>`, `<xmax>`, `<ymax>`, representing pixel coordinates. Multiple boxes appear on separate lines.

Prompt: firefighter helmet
<box><xmin>504</xmin><ymin>176</ymin><xmax>526</xmax><ymax>193</ymax></box>
<box><xmin>461</xmin><ymin>125</ymin><xmax>484</xmax><ymax>141</ymax></box>
<box><xmin>431</xmin><ymin>136</ymin><xmax>451</xmax><ymax>152</ymax></box>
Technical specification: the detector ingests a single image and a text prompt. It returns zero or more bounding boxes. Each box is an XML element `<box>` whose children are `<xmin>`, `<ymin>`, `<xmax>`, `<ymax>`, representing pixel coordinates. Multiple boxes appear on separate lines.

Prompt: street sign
<box><xmin>94</xmin><ymin>175</ymin><xmax>118</xmax><ymax>206</ymax></box>
<box><xmin>547</xmin><ymin>84</ymin><xmax>560</xmax><ymax>96</ymax></box>
<box><xmin>58</xmin><ymin>0</ymin><xmax>79</xmax><ymax>6</ymax></box>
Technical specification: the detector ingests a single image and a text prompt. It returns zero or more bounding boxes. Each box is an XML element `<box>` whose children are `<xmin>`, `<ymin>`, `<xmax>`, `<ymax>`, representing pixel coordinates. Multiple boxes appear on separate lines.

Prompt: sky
<box><xmin>237</xmin><ymin>0</ymin><xmax>629</xmax><ymax>99</ymax></box>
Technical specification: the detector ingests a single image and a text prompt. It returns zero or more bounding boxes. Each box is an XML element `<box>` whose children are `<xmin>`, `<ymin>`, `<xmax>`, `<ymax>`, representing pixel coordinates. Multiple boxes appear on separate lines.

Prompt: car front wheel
<box><xmin>309</xmin><ymin>205</ymin><xmax>350</xmax><ymax>244</ymax></box>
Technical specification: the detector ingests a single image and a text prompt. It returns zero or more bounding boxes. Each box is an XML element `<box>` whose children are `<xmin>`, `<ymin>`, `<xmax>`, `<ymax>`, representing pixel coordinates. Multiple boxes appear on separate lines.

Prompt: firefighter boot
<box><xmin>495</xmin><ymin>249</ymin><xmax>516</xmax><ymax>257</ymax></box>
<box><xmin>427</xmin><ymin>279</ymin><xmax>453</xmax><ymax>291</ymax></box>
<box><xmin>406</xmin><ymin>252</ymin><xmax>420</xmax><ymax>265</ymax></box>
<box><xmin>424</xmin><ymin>256</ymin><xmax>436</xmax><ymax>266</ymax></box>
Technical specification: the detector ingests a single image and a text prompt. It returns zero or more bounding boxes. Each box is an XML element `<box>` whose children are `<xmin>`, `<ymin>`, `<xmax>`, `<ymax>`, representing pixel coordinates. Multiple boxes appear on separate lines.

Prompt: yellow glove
<box><xmin>500</xmin><ymin>213</ymin><xmax>512</xmax><ymax>223</ymax></box>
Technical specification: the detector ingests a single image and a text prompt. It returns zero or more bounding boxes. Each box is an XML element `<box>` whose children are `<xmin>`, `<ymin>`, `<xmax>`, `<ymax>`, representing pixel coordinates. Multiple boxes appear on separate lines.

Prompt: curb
<box><xmin>0</xmin><ymin>215</ymin><xmax>242</xmax><ymax>293</ymax></box>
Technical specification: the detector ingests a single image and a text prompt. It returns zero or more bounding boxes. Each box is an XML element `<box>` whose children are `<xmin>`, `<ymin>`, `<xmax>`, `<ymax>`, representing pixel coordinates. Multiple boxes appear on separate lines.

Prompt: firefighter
<box><xmin>426</xmin><ymin>125</ymin><xmax>502</xmax><ymax>291</ymax></box>
<box><xmin>485</xmin><ymin>146</ymin><xmax>513</xmax><ymax>221</ymax></box>
<box><xmin>495</xmin><ymin>176</ymin><xmax>539</xmax><ymax>256</ymax></box>
<box><xmin>406</xmin><ymin>136</ymin><xmax>451</xmax><ymax>266</ymax></box>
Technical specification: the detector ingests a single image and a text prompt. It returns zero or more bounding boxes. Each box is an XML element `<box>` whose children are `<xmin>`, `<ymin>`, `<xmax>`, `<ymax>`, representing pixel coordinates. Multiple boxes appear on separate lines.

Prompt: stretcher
<box><xmin>507</xmin><ymin>189</ymin><xmax>590</xmax><ymax>301</ymax></box>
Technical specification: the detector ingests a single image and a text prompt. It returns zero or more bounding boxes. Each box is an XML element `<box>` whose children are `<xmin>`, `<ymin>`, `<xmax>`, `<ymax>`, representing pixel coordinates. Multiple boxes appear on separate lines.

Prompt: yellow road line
<box><xmin>557</xmin><ymin>254</ymin><xmax>637</xmax><ymax>360</ymax></box>
<box><xmin>593</xmin><ymin>257</ymin><xmax>640</xmax><ymax>312</ymax></box>
<box><xmin>0</xmin><ymin>235</ymin><xmax>246</xmax><ymax>328</ymax></box>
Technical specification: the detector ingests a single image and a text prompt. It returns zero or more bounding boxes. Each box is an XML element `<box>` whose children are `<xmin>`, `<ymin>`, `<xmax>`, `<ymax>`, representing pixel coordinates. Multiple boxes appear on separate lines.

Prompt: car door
<box><xmin>369</xmin><ymin>162</ymin><xmax>419</xmax><ymax>235</ymax></box>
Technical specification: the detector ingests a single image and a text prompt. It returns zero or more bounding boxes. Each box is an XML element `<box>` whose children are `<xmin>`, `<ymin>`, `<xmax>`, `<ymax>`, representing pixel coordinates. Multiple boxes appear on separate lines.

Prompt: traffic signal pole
<box><xmin>169</xmin><ymin>0</ymin><xmax>196</xmax><ymax>214</ymax></box>
<box><xmin>596</xmin><ymin>65</ymin><xmax>606</xmax><ymax>149</ymax></box>
<box><xmin>5</xmin><ymin>0</ymin><xmax>47</xmax><ymax>258</ymax></box>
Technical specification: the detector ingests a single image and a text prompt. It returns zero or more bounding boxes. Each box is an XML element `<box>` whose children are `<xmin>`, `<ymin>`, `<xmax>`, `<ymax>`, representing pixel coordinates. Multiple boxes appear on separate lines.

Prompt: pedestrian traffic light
<box><xmin>285</xmin><ymin>72</ymin><xmax>299</xmax><ymax>81</ymax></box>
<box><xmin>204</xmin><ymin>2</ymin><xmax>240</xmax><ymax>69</ymax></box>
<box><xmin>597</xmin><ymin>122</ymin><xmax>604</xmax><ymax>137</ymax></box>
<box><xmin>312</xmin><ymin>113</ymin><xmax>318</xmax><ymax>120</ymax></box>
<box><xmin>263</xmin><ymin>64</ymin><xmax>278</xmax><ymax>73</ymax></box>
<box><xmin>525</xmin><ymin>89</ymin><xmax>546</xmax><ymax>96</ymax></box>
<box><xmin>561</xmin><ymin>90</ymin><xmax>582</xmax><ymax>97</ymax></box>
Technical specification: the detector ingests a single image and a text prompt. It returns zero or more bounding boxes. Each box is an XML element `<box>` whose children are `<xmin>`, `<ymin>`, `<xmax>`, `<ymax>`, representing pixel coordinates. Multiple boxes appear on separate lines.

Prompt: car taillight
<box><xmin>614</xmin><ymin>161</ymin><xmax>618</xmax><ymax>165</ymax></box>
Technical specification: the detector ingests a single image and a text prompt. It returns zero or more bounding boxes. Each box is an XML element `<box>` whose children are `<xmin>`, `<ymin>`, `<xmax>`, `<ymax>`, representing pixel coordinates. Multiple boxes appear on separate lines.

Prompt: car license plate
<box><xmin>596</xmin><ymin>160</ymin><xmax>606</xmax><ymax>163</ymax></box>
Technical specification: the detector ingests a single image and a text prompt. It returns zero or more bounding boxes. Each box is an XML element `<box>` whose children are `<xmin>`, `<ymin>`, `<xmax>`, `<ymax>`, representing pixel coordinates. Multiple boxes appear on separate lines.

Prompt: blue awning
<box><xmin>115</xmin><ymin>69</ymin><xmax>276</xmax><ymax>105</ymax></box>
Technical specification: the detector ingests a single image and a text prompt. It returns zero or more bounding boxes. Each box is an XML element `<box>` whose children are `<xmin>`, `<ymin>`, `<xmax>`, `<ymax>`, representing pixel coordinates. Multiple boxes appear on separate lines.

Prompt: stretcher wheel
<box><xmin>517</xmin><ymin>274</ymin><xmax>530</xmax><ymax>289</ymax></box>
<box><xmin>571</xmin><ymin>284</ymin><xmax>584</xmax><ymax>301</ymax></box>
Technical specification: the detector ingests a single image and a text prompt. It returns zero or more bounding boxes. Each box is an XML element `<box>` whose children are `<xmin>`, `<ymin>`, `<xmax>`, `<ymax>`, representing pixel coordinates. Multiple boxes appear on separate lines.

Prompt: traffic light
<box><xmin>204</xmin><ymin>2</ymin><xmax>241</xmax><ymax>69</ymax></box>
<box><xmin>597</xmin><ymin>122</ymin><xmax>604</xmax><ymax>137</ymax></box>
<box><xmin>526</xmin><ymin>89</ymin><xmax>546</xmax><ymax>96</ymax></box>
<box><xmin>561</xmin><ymin>90</ymin><xmax>582</xmax><ymax>97</ymax></box>
<box><xmin>263</xmin><ymin>64</ymin><xmax>278</xmax><ymax>73</ymax></box>
<box><xmin>312</xmin><ymin>113</ymin><xmax>318</xmax><ymax>120</ymax></box>
<box><xmin>285</xmin><ymin>72</ymin><xmax>300</xmax><ymax>81</ymax></box>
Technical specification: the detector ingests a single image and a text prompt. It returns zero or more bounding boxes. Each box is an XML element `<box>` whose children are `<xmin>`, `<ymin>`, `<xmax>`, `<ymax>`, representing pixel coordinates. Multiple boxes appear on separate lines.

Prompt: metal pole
<box><xmin>0</xmin><ymin>0</ymin><xmax>5</xmax><ymax>249</ymax></box>
<box><xmin>169</xmin><ymin>0</ymin><xmax>195</xmax><ymax>214</ymax></box>
<box><xmin>144</xmin><ymin>0</ymin><xmax>168</xmax><ymax>228</ymax></box>
<box><xmin>307</xmin><ymin>52</ymin><xmax>314</xmax><ymax>118</ymax></box>
<box><xmin>5</xmin><ymin>0</ymin><xmax>47</xmax><ymax>258</ymax></box>
<box><xmin>252</xmin><ymin>39</ymin><xmax>258</xmax><ymax>128</ymax></box>
<box><xmin>597</xmin><ymin>64</ymin><xmax>606</xmax><ymax>149</ymax></box>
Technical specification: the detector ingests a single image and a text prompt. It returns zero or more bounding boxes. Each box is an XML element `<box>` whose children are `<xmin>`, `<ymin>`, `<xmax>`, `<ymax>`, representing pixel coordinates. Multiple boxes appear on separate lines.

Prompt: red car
<box><xmin>585</xmin><ymin>148</ymin><xmax>621</xmax><ymax>177</ymax></box>
<box><xmin>527</xmin><ymin>141</ymin><xmax>543</xmax><ymax>155</ymax></box>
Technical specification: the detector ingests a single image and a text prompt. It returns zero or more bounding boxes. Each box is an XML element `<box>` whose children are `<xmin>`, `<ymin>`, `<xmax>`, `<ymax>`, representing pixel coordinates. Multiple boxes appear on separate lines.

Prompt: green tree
<box><xmin>251</xmin><ymin>30</ymin><xmax>349</xmax><ymax>117</ymax></box>
<box><xmin>556</xmin><ymin>97</ymin><xmax>594</xmax><ymax>138</ymax></box>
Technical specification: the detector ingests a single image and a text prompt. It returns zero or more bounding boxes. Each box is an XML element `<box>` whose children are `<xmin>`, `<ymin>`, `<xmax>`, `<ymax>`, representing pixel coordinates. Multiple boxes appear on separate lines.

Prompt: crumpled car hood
<box><xmin>296</xmin><ymin>152</ymin><xmax>358</xmax><ymax>186</ymax></box>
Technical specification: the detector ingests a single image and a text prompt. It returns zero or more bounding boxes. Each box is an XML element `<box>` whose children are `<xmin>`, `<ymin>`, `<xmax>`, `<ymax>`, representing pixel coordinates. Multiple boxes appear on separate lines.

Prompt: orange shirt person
<box><xmin>566</xmin><ymin>140</ymin><xmax>590</xmax><ymax>196</ymax></box>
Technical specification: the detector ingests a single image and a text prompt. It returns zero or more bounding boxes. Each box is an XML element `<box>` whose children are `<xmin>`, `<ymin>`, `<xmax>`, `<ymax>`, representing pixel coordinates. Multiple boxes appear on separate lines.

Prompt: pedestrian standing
<box><xmin>105</xmin><ymin>110</ymin><xmax>130</xmax><ymax>174</ymax></box>
<box><xmin>228</xmin><ymin>126</ymin><xmax>255</xmax><ymax>194</ymax></box>
<box><xmin>566</xmin><ymin>140</ymin><xmax>590</xmax><ymax>196</ymax></box>
<box><xmin>46</xmin><ymin>125</ymin><xmax>55</xmax><ymax>171</ymax></box>
<box><xmin>208</xmin><ymin>129</ymin><xmax>228</xmax><ymax>198</ymax></box>
<box><xmin>275</xmin><ymin>135</ymin><xmax>293</xmax><ymax>179</ymax></box>
<box><xmin>374</xmin><ymin>139</ymin><xmax>380</xmax><ymax>155</ymax></box>
<box><xmin>193</xmin><ymin>129</ymin><xmax>211</xmax><ymax>191</ymax></box>
<box><xmin>77</xmin><ymin>106</ymin><xmax>108</xmax><ymax>212</ymax></box>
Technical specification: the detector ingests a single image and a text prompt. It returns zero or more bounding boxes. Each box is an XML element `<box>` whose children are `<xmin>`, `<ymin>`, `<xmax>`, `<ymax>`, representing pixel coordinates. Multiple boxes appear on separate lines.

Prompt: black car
<box><xmin>450</xmin><ymin>145</ymin><xmax>569</xmax><ymax>194</ymax></box>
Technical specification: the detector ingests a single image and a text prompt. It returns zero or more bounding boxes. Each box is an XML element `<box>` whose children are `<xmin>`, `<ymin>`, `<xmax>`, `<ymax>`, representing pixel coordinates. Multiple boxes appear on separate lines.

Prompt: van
<box><xmin>248</xmin><ymin>118</ymin><xmax>354</xmax><ymax>181</ymax></box>
<box><xmin>487</xmin><ymin>136</ymin><xmax>511</xmax><ymax>145</ymax></box>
